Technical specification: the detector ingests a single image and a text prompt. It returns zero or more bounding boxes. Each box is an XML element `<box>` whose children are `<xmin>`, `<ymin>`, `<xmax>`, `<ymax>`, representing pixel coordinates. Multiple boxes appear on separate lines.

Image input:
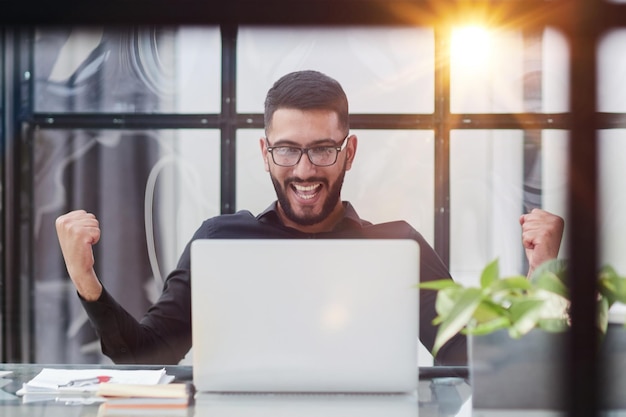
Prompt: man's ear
<box><xmin>344</xmin><ymin>135</ymin><xmax>358</xmax><ymax>171</ymax></box>
<box><xmin>259</xmin><ymin>137</ymin><xmax>270</xmax><ymax>172</ymax></box>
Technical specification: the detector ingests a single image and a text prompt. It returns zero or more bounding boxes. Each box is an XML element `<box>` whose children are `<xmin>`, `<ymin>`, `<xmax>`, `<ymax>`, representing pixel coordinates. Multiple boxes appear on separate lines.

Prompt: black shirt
<box><xmin>81</xmin><ymin>201</ymin><xmax>467</xmax><ymax>365</ymax></box>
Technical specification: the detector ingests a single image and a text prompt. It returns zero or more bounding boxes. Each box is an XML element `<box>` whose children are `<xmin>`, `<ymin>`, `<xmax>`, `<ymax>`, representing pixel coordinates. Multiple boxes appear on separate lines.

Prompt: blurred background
<box><xmin>1</xmin><ymin>4</ymin><xmax>625</xmax><ymax>367</ymax></box>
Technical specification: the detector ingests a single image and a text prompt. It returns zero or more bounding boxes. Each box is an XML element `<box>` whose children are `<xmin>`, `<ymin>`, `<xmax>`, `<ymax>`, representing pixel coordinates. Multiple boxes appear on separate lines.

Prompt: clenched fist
<box><xmin>520</xmin><ymin>208</ymin><xmax>565</xmax><ymax>277</ymax></box>
<box><xmin>55</xmin><ymin>210</ymin><xmax>103</xmax><ymax>301</ymax></box>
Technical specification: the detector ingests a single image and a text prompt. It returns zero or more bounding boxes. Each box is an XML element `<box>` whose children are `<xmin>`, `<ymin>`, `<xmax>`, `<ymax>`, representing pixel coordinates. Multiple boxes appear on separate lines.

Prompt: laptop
<box><xmin>190</xmin><ymin>239</ymin><xmax>419</xmax><ymax>394</ymax></box>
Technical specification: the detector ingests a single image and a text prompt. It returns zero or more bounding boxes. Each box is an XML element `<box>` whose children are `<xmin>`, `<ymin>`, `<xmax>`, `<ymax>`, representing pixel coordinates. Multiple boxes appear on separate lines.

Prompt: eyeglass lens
<box><xmin>272</xmin><ymin>146</ymin><xmax>338</xmax><ymax>166</ymax></box>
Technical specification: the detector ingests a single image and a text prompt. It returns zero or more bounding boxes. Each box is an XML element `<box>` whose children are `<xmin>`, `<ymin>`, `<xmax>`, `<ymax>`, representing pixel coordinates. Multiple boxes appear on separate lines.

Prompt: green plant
<box><xmin>419</xmin><ymin>259</ymin><xmax>626</xmax><ymax>356</ymax></box>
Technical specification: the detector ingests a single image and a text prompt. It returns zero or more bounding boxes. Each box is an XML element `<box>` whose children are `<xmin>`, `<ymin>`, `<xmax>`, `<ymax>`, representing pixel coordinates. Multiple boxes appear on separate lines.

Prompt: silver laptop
<box><xmin>190</xmin><ymin>239</ymin><xmax>419</xmax><ymax>394</ymax></box>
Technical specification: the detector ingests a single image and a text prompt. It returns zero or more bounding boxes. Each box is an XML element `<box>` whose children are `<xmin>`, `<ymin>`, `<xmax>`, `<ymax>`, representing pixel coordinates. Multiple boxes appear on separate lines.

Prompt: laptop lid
<box><xmin>190</xmin><ymin>239</ymin><xmax>419</xmax><ymax>393</ymax></box>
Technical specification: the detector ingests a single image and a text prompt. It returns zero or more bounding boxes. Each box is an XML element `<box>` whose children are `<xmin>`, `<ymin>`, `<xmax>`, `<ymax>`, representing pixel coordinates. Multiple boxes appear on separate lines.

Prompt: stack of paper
<box><xmin>96</xmin><ymin>383</ymin><xmax>193</xmax><ymax>413</ymax></box>
<box><xmin>16</xmin><ymin>368</ymin><xmax>178</xmax><ymax>405</ymax></box>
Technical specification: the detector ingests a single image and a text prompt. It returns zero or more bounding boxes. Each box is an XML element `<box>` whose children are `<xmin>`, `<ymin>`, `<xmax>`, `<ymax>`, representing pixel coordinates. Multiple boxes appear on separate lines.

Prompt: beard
<box><xmin>270</xmin><ymin>165</ymin><xmax>346</xmax><ymax>227</ymax></box>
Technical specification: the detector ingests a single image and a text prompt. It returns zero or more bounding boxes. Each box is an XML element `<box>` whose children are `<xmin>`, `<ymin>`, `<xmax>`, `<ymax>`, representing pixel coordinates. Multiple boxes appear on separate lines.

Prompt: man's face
<box><xmin>260</xmin><ymin>108</ymin><xmax>356</xmax><ymax>231</ymax></box>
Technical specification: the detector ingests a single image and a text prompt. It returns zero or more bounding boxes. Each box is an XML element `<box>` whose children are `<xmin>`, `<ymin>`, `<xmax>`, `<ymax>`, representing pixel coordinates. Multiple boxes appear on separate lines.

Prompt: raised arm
<box><xmin>520</xmin><ymin>208</ymin><xmax>565</xmax><ymax>277</ymax></box>
<box><xmin>55</xmin><ymin>209</ymin><xmax>103</xmax><ymax>301</ymax></box>
<box><xmin>55</xmin><ymin>209</ymin><xmax>193</xmax><ymax>364</ymax></box>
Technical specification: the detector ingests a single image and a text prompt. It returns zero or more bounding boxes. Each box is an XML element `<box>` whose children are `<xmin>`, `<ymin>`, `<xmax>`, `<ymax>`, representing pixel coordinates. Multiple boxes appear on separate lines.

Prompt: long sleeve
<box><xmin>410</xmin><ymin>228</ymin><xmax>468</xmax><ymax>365</ymax></box>
<box><xmin>80</xmin><ymin>265</ymin><xmax>193</xmax><ymax>365</ymax></box>
<box><xmin>77</xmin><ymin>206</ymin><xmax>468</xmax><ymax>365</ymax></box>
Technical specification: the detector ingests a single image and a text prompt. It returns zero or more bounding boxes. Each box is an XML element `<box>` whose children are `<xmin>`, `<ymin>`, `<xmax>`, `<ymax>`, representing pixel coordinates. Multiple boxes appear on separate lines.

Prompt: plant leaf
<box><xmin>433</xmin><ymin>287</ymin><xmax>463</xmax><ymax>320</ymax></box>
<box><xmin>597</xmin><ymin>296</ymin><xmax>609</xmax><ymax>335</ymax></box>
<box><xmin>419</xmin><ymin>257</ymin><xmax>626</xmax><ymax>353</ymax></box>
<box><xmin>508</xmin><ymin>298</ymin><xmax>545</xmax><ymax>338</ymax></box>
<box><xmin>533</xmin><ymin>271</ymin><xmax>569</xmax><ymax>299</ymax></box>
<box><xmin>432</xmin><ymin>287</ymin><xmax>483</xmax><ymax>357</ymax></box>
<box><xmin>480</xmin><ymin>258</ymin><xmax>500</xmax><ymax>289</ymax></box>
<box><xmin>598</xmin><ymin>265</ymin><xmax>626</xmax><ymax>305</ymax></box>
<box><xmin>418</xmin><ymin>279</ymin><xmax>459</xmax><ymax>291</ymax></box>
<box><xmin>464</xmin><ymin>316</ymin><xmax>510</xmax><ymax>335</ymax></box>
<box><xmin>488</xmin><ymin>276</ymin><xmax>532</xmax><ymax>294</ymax></box>
<box><xmin>537</xmin><ymin>317</ymin><xmax>569</xmax><ymax>333</ymax></box>
<box><xmin>472</xmin><ymin>299</ymin><xmax>509</xmax><ymax>323</ymax></box>
<box><xmin>530</xmin><ymin>258</ymin><xmax>567</xmax><ymax>284</ymax></box>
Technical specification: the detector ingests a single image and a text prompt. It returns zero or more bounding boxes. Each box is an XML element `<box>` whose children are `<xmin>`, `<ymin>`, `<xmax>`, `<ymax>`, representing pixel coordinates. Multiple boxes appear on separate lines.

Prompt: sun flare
<box><xmin>450</xmin><ymin>26</ymin><xmax>492</xmax><ymax>70</ymax></box>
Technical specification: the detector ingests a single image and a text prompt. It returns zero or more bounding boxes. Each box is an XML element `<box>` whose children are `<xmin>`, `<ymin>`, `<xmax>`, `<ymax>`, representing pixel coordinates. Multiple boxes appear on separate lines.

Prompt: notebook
<box><xmin>190</xmin><ymin>239</ymin><xmax>420</xmax><ymax>394</ymax></box>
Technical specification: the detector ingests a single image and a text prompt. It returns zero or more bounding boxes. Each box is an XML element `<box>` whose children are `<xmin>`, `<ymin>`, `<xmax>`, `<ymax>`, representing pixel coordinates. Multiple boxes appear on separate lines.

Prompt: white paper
<box><xmin>16</xmin><ymin>368</ymin><xmax>173</xmax><ymax>396</ymax></box>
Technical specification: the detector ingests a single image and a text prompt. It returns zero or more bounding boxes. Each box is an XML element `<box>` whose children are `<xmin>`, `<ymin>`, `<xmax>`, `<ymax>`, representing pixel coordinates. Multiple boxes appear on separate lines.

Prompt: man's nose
<box><xmin>292</xmin><ymin>151</ymin><xmax>317</xmax><ymax>175</ymax></box>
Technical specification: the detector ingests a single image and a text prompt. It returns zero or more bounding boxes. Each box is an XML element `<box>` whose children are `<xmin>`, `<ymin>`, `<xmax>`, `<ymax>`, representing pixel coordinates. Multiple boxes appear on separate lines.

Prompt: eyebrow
<box><xmin>270</xmin><ymin>138</ymin><xmax>338</xmax><ymax>147</ymax></box>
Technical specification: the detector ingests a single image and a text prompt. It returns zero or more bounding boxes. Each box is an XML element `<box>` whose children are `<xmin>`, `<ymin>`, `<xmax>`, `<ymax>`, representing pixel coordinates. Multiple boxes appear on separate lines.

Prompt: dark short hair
<box><xmin>264</xmin><ymin>70</ymin><xmax>349</xmax><ymax>133</ymax></box>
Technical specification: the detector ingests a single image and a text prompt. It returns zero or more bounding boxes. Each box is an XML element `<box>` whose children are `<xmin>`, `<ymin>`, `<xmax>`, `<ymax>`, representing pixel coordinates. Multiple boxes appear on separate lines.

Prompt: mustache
<box><xmin>285</xmin><ymin>176</ymin><xmax>329</xmax><ymax>187</ymax></box>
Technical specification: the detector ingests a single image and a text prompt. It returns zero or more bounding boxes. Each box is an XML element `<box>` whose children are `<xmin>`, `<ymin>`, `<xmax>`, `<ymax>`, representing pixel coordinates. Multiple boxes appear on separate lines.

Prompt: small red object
<box><xmin>62</xmin><ymin>375</ymin><xmax>113</xmax><ymax>387</ymax></box>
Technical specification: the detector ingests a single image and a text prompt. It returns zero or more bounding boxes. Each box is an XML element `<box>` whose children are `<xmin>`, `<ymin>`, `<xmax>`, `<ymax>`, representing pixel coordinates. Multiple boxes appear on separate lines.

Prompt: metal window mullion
<box><xmin>566</xmin><ymin>1</ymin><xmax>600</xmax><ymax>416</ymax></box>
<box><xmin>0</xmin><ymin>27</ymin><xmax>5</xmax><ymax>362</ymax></box>
<box><xmin>22</xmin><ymin>28</ymin><xmax>35</xmax><ymax>363</ymax></box>
<box><xmin>220</xmin><ymin>25</ymin><xmax>237</xmax><ymax>215</ymax></box>
<box><xmin>29</xmin><ymin>114</ymin><xmax>222</xmax><ymax>129</ymax></box>
<box><xmin>2</xmin><ymin>28</ymin><xmax>33</xmax><ymax>363</ymax></box>
<box><xmin>433</xmin><ymin>26</ymin><xmax>451</xmax><ymax>267</ymax></box>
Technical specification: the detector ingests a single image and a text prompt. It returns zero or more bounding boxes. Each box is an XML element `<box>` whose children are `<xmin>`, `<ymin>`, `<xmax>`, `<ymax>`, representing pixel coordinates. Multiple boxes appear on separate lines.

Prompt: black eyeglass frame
<box><xmin>265</xmin><ymin>134</ymin><xmax>350</xmax><ymax>167</ymax></box>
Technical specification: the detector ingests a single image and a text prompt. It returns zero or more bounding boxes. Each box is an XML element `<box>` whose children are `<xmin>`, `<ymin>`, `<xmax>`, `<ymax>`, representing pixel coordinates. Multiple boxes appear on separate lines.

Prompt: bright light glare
<box><xmin>321</xmin><ymin>303</ymin><xmax>350</xmax><ymax>332</ymax></box>
<box><xmin>450</xmin><ymin>26</ymin><xmax>491</xmax><ymax>70</ymax></box>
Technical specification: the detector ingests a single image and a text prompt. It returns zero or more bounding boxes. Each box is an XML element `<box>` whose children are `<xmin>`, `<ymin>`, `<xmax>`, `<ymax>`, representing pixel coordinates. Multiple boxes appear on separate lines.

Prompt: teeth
<box><xmin>293</xmin><ymin>184</ymin><xmax>318</xmax><ymax>192</ymax></box>
<box><xmin>293</xmin><ymin>183</ymin><xmax>319</xmax><ymax>200</ymax></box>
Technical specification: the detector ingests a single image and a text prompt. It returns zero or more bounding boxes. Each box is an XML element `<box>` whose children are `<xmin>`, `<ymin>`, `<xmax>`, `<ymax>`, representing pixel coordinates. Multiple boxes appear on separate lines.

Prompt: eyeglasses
<box><xmin>265</xmin><ymin>134</ymin><xmax>349</xmax><ymax>167</ymax></box>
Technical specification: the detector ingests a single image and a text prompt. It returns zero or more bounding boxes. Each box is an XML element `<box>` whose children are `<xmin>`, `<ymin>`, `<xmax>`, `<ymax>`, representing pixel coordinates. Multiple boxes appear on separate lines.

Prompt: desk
<box><xmin>0</xmin><ymin>364</ymin><xmax>472</xmax><ymax>417</ymax></box>
<box><xmin>6</xmin><ymin>364</ymin><xmax>624</xmax><ymax>416</ymax></box>
<box><xmin>11</xmin><ymin>364</ymin><xmax>626</xmax><ymax>417</ymax></box>
<box><xmin>12</xmin><ymin>364</ymin><xmax>626</xmax><ymax>417</ymax></box>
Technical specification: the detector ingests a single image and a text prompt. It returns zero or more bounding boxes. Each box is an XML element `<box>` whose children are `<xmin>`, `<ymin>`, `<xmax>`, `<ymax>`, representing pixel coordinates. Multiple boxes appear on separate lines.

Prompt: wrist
<box><xmin>73</xmin><ymin>270</ymin><xmax>103</xmax><ymax>302</ymax></box>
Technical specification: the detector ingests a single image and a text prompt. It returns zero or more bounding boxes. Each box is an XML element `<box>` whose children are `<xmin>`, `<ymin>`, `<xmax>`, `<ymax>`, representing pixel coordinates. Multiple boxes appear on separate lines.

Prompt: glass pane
<box><xmin>342</xmin><ymin>129</ymin><xmax>435</xmax><ymax>242</ymax></box>
<box><xmin>236</xmin><ymin>129</ymin><xmax>273</xmax><ymax>216</ymax></box>
<box><xmin>542</xmin><ymin>28</ymin><xmax>570</xmax><ymax>113</ymax></box>
<box><xmin>541</xmin><ymin>130</ymin><xmax>569</xmax><ymax>226</ymax></box>
<box><xmin>450</xmin><ymin>130</ymin><xmax>567</xmax><ymax>285</ymax></box>
<box><xmin>450</xmin><ymin>27</ymin><xmax>570</xmax><ymax>113</ymax></box>
<box><xmin>599</xmin><ymin>29</ymin><xmax>626</xmax><ymax>112</ymax></box>
<box><xmin>34</xmin><ymin>27</ymin><xmax>221</xmax><ymax>113</ymax></box>
<box><xmin>33</xmin><ymin>128</ymin><xmax>220</xmax><ymax>363</ymax></box>
<box><xmin>600</xmin><ymin>130</ymin><xmax>626</xmax><ymax>318</ymax></box>
<box><xmin>237</xmin><ymin>26</ymin><xmax>434</xmax><ymax>114</ymax></box>
<box><xmin>236</xmin><ymin>129</ymin><xmax>434</xmax><ymax>244</ymax></box>
<box><xmin>599</xmin><ymin>129</ymin><xmax>626</xmax><ymax>410</ymax></box>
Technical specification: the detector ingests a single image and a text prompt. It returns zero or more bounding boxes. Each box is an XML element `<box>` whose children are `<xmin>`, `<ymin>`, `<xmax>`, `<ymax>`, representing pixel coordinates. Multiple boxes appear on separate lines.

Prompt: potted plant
<box><xmin>419</xmin><ymin>259</ymin><xmax>626</xmax><ymax>410</ymax></box>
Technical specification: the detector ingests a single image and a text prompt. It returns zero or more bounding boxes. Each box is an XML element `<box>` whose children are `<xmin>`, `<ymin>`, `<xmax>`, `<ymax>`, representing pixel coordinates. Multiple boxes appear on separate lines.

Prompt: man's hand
<box><xmin>520</xmin><ymin>208</ymin><xmax>565</xmax><ymax>277</ymax></box>
<box><xmin>55</xmin><ymin>210</ymin><xmax>103</xmax><ymax>301</ymax></box>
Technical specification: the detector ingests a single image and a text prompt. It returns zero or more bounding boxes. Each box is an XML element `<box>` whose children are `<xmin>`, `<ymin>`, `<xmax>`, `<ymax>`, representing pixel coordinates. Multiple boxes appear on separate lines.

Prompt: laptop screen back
<box><xmin>191</xmin><ymin>239</ymin><xmax>419</xmax><ymax>393</ymax></box>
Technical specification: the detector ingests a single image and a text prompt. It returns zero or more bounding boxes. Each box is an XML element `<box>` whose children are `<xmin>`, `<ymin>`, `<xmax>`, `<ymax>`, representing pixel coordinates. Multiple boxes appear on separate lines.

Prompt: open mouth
<box><xmin>291</xmin><ymin>183</ymin><xmax>322</xmax><ymax>200</ymax></box>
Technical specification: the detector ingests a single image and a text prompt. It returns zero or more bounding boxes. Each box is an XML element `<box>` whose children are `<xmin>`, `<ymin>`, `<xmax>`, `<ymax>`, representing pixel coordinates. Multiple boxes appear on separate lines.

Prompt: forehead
<box><xmin>268</xmin><ymin>108</ymin><xmax>343</xmax><ymax>141</ymax></box>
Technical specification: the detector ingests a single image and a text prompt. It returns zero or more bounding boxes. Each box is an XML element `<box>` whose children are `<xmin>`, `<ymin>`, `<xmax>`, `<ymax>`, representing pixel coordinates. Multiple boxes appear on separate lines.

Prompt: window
<box><xmin>2</xmin><ymin>3</ymin><xmax>624</xmax><ymax>412</ymax></box>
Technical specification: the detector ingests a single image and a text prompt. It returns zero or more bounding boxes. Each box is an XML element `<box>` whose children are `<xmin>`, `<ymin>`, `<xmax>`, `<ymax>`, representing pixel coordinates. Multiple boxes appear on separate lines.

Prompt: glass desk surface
<box><xmin>0</xmin><ymin>363</ymin><xmax>471</xmax><ymax>416</ymax></box>
<box><xmin>1</xmin><ymin>363</ymin><xmax>621</xmax><ymax>417</ymax></box>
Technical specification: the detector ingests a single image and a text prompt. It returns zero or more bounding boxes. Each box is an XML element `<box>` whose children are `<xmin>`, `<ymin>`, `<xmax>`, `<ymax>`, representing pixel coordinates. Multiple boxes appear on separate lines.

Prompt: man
<box><xmin>56</xmin><ymin>70</ymin><xmax>564</xmax><ymax>365</ymax></box>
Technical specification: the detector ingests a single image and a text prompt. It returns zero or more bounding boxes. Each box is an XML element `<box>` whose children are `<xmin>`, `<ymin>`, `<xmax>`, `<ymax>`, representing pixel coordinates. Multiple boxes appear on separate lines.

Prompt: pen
<box><xmin>60</xmin><ymin>376</ymin><xmax>112</xmax><ymax>387</ymax></box>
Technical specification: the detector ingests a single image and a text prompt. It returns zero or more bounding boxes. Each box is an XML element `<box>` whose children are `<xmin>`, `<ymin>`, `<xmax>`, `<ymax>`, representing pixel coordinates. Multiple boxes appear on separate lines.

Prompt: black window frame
<box><xmin>3</xmin><ymin>2</ymin><xmax>626</xmax><ymax>416</ymax></box>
